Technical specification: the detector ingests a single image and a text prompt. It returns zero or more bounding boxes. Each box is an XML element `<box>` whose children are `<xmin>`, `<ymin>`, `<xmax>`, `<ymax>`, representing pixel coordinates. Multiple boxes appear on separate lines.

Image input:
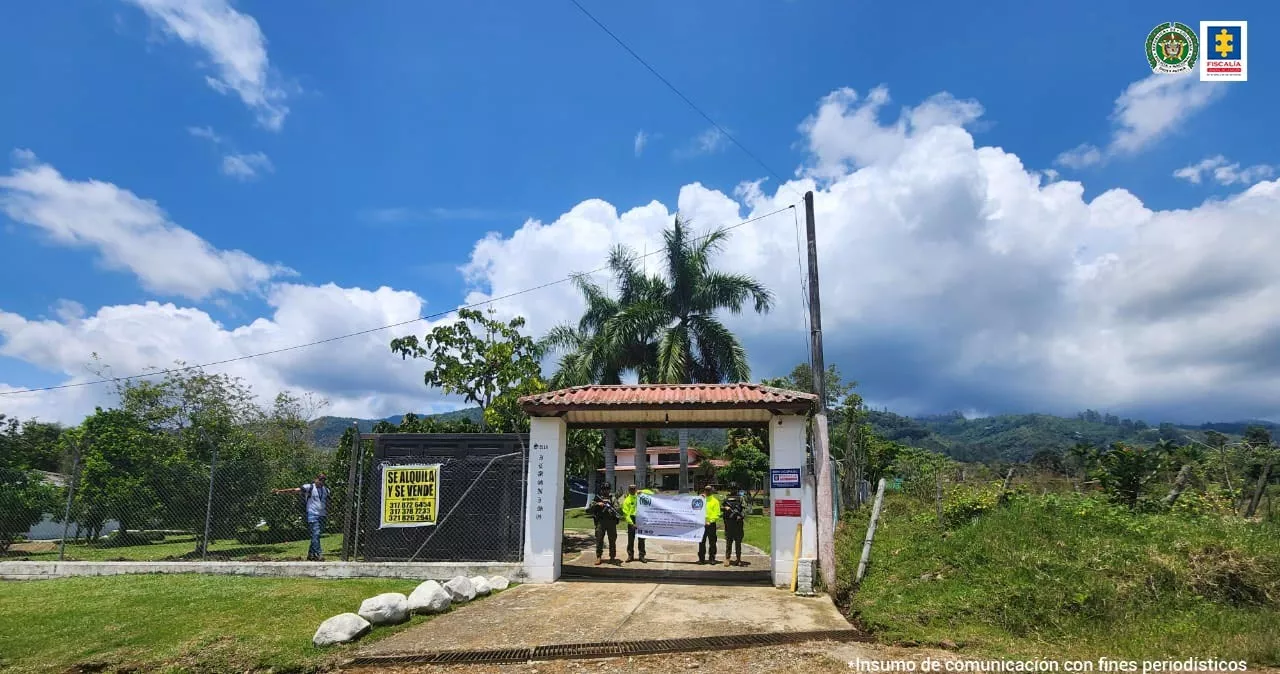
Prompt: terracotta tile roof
<box><xmin>520</xmin><ymin>383</ymin><xmax>817</xmax><ymax>413</ymax></box>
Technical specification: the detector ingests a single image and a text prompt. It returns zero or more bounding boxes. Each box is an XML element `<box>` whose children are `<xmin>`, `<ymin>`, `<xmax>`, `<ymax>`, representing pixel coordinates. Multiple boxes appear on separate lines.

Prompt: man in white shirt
<box><xmin>274</xmin><ymin>473</ymin><xmax>330</xmax><ymax>561</ymax></box>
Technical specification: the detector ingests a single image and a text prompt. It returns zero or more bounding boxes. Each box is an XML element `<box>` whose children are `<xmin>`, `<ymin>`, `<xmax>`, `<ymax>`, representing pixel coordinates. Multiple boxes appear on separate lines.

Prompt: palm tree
<box><xmin>542</xmin><ymin>275</ymin><xmax>624</xmax><ymax>494</ymax></box>
<box><xmin>608</xmin><ymin>216</ymin><xmax>774</xmax><ymax>492</ymax></box>
<box><xmin>541</xmin><ymin>266</ymin><xmax>659</xmax><ymax>492</ymax></box>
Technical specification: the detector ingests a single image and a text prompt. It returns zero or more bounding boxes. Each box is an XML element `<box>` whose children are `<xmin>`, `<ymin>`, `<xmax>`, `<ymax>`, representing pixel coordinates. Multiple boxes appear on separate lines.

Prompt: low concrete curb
<box><xmin>0</xmin><ymin>560</ymin><xmax>524</xmax><ymax>581</ymax></box>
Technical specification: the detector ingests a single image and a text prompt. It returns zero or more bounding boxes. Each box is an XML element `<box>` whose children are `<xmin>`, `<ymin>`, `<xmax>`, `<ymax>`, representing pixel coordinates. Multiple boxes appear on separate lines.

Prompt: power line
<box><xmin>566</xmin><ymin>0</ymin><xmax>804</xmax><ymax>201</ymax></box>
<box><xmin>0</xmin><ymin>205</ymin><xmax>797</xmax><ymax>397</ymax></box>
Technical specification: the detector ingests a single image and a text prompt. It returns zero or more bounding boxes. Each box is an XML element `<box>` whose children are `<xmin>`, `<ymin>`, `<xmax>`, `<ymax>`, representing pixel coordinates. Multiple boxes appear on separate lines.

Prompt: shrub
<box><xmin>940</xmin><ymin>484</ymin><xmax>1003</xmax><ymax>528</ymax></box>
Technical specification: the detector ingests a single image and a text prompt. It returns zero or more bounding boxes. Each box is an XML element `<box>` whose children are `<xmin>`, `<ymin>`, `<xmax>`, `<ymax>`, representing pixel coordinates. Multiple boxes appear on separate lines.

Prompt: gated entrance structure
<box><xmin>519</xmin><ymin>383</ymin><xmax>819</xmax><ymax>589</ymax></box>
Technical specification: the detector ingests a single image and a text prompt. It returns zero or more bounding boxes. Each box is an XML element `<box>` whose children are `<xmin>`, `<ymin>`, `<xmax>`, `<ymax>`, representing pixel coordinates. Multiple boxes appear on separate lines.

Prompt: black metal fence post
<box><xmin>58</xmin><ymin>437</ymin><xmax>83</xmax><ymax>561</ymax></box>
<box><xmin>352</xmin><ymin>434</ymin><xmax>366</xmax><ymax>559</ymax></box>
<box><xmin>201</xmin><ymin>433</ymin><xmax>218</xmax><ymax>560</ymax></box>
<box><xmin>341</xmin><ymin>422</ymin><xmax>359</xmax><ymax>561</ymax></box>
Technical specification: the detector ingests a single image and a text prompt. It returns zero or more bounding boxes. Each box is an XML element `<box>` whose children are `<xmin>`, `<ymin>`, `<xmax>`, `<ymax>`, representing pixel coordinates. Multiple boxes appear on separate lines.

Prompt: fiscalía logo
<box><xmin>691</xmin><ymin>497</ymin><xmax>704</xmax><ymax>510</ymax></box>
<box><xmin>638</xmin><ymin>494</ymin><xmax>652</xmax><ymax>507</ymax></box>
<box><xmin>1200</xmin><ymin>21</ymin><xmax>1248</xmax><ymax>82</ymax></box>
<box><xmin>1147</xmin><ymin>22</ymin><xmax>1198</xmax><ymax>74</ymax></box>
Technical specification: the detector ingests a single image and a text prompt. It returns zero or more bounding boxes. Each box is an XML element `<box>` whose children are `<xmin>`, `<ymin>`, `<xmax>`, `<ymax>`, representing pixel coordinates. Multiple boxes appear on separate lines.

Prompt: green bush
<box><xmin>939</xmin><ymin>483</ymin><xmax>1003</xmax><ymax>528</ymax></box>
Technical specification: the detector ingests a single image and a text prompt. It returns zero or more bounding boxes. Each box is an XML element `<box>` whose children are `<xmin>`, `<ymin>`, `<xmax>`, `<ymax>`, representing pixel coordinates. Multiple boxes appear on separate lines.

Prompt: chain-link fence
<box><xmin>7</xmin><ymin>432</ymin><xmax>529</xmax><ymax>565</ymax></box>
<box><xmin>7</xmin><ymin>439</ymin><xmax>347</xmax><ymax>562</ymax></box>
<box><xmin>350</xmin><ymin>433</ymin><xmax>527</xmax><ymax>563</ymax></box>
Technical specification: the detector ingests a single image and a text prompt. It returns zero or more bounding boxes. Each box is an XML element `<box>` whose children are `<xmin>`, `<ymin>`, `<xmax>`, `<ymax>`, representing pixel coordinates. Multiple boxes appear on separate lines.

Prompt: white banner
<box><xmin>634</xmin><ymin>493</ymin><xmax>706</xmax><ymax>542</ymax></box>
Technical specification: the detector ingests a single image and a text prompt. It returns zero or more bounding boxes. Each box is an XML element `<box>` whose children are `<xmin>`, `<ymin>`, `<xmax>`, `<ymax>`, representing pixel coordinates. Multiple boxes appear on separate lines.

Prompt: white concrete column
<box><xmin>523</xmin><ymin>417</ymin><xmax>566</xmax><ymax>583</ymax></box>
<box><xmin>769</xmin><ymin>414</ymin><xmax>817</xmax><ymax>588</ymax></box>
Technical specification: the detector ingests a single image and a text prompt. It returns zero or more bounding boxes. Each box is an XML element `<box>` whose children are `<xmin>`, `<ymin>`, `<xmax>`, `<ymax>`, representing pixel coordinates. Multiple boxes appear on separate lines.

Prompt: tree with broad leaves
<box><xmin>391</xmin><ymin>307</ymin><xmax>544</xmax><ymax>431</ymax></box>
<box><xmin>762</xmin><ymin>363</ymin><xmax>853</xmax><ymax>414</ymax></box>
<box><xmin>0</xmin><ymin>415</ymin><xmax>61</xmax><ymax>553</ymax></box>
<box><xmin>719</xmin><ymin>428</ymin><xmax>769</xmax><ymax>505</ymax></box>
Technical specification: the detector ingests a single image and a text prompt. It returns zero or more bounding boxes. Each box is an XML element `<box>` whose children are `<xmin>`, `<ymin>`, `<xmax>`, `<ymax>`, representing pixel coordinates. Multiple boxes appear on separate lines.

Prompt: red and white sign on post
<box><xmin>773</xmin><ymin>498</ymin><xmax>802</xmax><ymax>517</ymax></box>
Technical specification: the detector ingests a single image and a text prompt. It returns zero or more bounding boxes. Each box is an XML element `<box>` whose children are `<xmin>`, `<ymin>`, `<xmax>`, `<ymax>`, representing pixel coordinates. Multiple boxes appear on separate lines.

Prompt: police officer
<box><xmin>586</xmin><ymin>483</ymin><xmax>621</xmax><ymax>565</ymax></box>
<box><xmin>620</xmin><ymin>484</ymin><xmax>654</xmax><ymax>563</ymax></box>
<box><xmin>697</xmin><ymin>484</ymin><xmax>721</xmax><ymax>564</ymax></box>
<box><xmin>721</xmin><ymin>484</ymin><xmax>746</xmax><ymax>566</ymax></box>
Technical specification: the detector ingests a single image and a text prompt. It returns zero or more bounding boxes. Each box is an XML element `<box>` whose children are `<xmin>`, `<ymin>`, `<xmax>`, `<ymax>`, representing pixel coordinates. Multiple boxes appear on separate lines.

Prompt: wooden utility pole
<box><xmin>804</xmin><ymin>191</ymin><xmax>837</xmax><ymax>591</ymax></box>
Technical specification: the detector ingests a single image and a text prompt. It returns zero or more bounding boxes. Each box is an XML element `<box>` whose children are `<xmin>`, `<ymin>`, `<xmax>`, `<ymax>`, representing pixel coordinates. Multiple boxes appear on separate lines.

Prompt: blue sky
<box><xmin>1</xmin><ymin>1</ymin><xmax>1277</xmax><ymax>424</ymax></box>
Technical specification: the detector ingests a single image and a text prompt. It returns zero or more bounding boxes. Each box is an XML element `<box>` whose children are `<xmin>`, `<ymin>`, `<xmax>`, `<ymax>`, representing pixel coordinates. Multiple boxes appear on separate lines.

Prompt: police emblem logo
<box><xmin>638</xmin><ymin>494</ymin><xmax>652</xmax><ymax>507</ymax></box>
<box><xmin>1147</xmin><ymin>22</ymin><xmax>1198</xmax><ymax>74</ymax></box>
<box><xmin>1199</xmin><ymin>21</ymin><xmax>1248</xmax><ymax>82</ymax></box>
<box><xmin>691</xmin><ymin>497</ymin><xmax>704</xmax><ymax>509</ymax></box>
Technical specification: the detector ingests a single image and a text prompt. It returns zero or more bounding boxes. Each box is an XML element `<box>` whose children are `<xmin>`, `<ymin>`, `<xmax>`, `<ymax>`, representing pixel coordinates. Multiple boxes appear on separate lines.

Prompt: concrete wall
<box><xmin>0</xmin><ymin>561</ymin><xmax>524</xmax><ymax>581</ymax></box>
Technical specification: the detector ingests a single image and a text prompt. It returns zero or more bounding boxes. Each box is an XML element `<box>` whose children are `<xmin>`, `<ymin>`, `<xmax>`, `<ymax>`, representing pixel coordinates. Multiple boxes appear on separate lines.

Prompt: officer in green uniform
<box><xmin>587</xmin><ymin>483</ymin><xmax>621</xmax><ymax>565</ymax></box>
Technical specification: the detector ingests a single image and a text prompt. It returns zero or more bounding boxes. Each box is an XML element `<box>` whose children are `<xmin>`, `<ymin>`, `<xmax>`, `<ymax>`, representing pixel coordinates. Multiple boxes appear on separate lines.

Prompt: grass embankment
<box><xmin>0</xmin><ymin>575</ymin><xmax>431</xmax><ymax>673</ymax></box>
<box><xmin>6</xmin><ymin>533</ymin><xmax>343</xmax><ymax>562</ymax></box>
<box><xmin>564</xmin><ymin>507</ymin><xmax>771</xmax><ymax>552</ymax></box>
<box><xmin>836</xmin><ymin>491</ymin><xmax>1280</xmax><ymax>664</ymax></box>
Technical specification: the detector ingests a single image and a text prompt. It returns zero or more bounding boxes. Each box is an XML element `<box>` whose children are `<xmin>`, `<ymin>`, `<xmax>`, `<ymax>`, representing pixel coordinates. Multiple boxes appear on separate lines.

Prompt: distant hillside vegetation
<box><xmin>310</xmin><ymin>407</ymin><xmax>485</xmax><ymax>447</ymax></box>
<box><xmin>866</xmin><ymin>409</ymin><xmax>1278</xmax><ymax>463</ymax></box>
<box><xmin>310</xmin><ymin>404</ymin><xmax>1276</xmax><ymax>464</ymax></box>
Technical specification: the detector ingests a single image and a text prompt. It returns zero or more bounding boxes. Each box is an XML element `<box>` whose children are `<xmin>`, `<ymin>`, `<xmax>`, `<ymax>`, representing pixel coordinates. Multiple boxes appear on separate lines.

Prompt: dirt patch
<box><xmin>8</xmin><ymin>540</ymin><xmax>58</xmax><ymax>553</ymax></box>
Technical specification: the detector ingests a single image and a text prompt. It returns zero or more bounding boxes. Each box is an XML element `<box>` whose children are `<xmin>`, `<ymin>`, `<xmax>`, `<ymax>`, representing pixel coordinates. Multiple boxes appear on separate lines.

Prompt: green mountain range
<box><xmin>309</xmin><ymin>406</ymin><xmax>1276</xmax><ymax>464</ymax></box>
<box><xmin>309</xmin><ymin>407</ymin><xmax>483</xmax><ymax>448</ymax></box>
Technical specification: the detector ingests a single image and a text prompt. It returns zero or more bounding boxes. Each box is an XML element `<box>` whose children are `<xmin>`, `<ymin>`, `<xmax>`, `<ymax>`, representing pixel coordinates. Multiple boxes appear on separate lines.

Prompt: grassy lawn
<box><xmin>0</xmin><ymin>574</ymin><xmax>439</xmax><ymax>673</ymax></box>
<box><xmin>564</xmin><ymin>507</ymin><xmax>594</xmax><ymax>531</ymax></box>
<box><xmin>742</xmin><ymin>514</ymin><xmax>770</xmax><ymax>553</ymax></box>
<box><xmin>836</xmin><ymin>491</ymin><xmax>1280</xmax><ymax>665</ymax></box>
<box><xmin>5</xmin><ymin>533</ymin><xmax>344</xmax><ymax>562</ymax></box>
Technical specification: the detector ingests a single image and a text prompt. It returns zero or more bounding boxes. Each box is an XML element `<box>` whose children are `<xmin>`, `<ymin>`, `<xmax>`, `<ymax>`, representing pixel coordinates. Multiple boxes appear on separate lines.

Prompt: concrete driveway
<box><xmin>359</xmin><ymin>580</ymin><xmax>852</xmax><ymax>656</ymax></box>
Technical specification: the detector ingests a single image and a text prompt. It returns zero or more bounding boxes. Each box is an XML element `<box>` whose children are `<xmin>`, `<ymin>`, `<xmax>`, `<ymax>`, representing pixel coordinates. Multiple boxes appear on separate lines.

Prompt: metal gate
<box><xmin>355</xmin><ymin>433</ymin><xmax>528</xmax><ymax>562</ymax></box>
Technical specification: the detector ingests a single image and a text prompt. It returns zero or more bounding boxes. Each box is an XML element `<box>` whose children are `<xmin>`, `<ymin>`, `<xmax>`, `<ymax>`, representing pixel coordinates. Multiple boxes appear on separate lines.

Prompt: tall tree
<box><xmin>391</xmin><ymin>307</ymin><xmax>544</xmax><ymax>431</ymax></box>
<box><xmin>542</xmin><ymin>268</ymin><xmax>660</xmax><ymax>491</ymax></box>
<box><xmin>609</xmin><ymin>217</ymin><xmax>774</xmax><ymax>491</ymax></box>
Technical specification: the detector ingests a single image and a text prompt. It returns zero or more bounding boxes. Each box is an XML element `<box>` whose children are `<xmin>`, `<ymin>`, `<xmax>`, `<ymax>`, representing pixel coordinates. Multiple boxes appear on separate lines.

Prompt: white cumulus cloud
<box><xmin>0</xmin><ymin>284</ymin><xmax>457</xmax><ymax>424</ymax></box>
<box><xmin>4</xmin><ymin>85</ymin><xmax>1280</xmax><ymax>426</ymax></box>
<box><xmin>461</xmin><ymin>86</ymin><xmax>1280</xmax><ymax>423</ymax></box>
<box><xmin>799</xmin><ymin>87</ymin><xmax>983</xmax><ymax>178</ymax></box>
<box><xmin>0</xmin><ymin>151</ymin><xmax>291</xmax><ymax>299</ymax></box>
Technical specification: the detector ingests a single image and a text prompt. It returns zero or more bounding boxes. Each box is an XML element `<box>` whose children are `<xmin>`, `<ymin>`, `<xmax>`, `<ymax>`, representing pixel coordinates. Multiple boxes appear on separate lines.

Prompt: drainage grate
<box><xmin>345</xmin><ymin>629</ymin><xmax>868</xmax><ymax>668</ymax></box>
